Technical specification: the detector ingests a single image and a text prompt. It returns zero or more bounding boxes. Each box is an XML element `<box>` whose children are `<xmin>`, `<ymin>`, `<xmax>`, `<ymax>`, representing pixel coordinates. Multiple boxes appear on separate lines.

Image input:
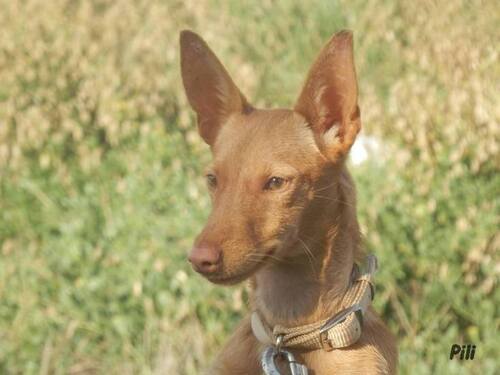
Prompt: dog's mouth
<box><xmin>206</xmin><ymin>269</ymin><xmax>254</xmax><ymax>285</ymax></box>
<box><xmin>205</xmin><ymin>246</ymin><xmax>278</xmax><ymax>285</ymax></box>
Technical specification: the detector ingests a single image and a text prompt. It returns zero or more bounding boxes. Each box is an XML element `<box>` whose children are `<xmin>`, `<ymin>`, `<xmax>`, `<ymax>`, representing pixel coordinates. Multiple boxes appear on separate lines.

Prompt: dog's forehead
<box><xmin>212</xmin><ymin>109</ymin><xmax>319</xmax><ymax>170</ymax></box>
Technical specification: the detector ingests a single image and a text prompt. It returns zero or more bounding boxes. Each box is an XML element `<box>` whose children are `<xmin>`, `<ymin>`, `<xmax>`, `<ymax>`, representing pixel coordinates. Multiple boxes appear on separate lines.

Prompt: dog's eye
<box><xmin>264</xmin><ymin>176</ymin><xmax>285</xmax><ymax>191</ymax></box>
<box><xmin>206</xmin><ymin>174</ymin><xmax>217</xmax><ymax>189</ymax></box>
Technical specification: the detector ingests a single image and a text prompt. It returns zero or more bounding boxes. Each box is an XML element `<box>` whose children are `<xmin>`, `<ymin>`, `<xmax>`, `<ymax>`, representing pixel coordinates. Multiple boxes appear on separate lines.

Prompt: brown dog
<box><xmin>180</xmin><ymin>29</ymin><xmax>397</xmax><ymax>374</ymax></box>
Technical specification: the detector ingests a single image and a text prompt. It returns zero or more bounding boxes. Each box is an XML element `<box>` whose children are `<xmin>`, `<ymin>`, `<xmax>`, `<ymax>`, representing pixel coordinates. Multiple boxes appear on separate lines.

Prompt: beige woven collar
<box><xmin>251</xmin><ymin>254</ymin><xmax>378</xmax><ymax>352</ymax></box>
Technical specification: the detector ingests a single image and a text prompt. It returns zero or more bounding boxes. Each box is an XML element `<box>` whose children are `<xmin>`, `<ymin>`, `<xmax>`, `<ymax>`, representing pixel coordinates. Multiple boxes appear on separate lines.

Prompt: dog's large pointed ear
<box><xmin>294</xmin><ymin>30</ymin><xmax>361</xmax><ymax>161</ymax></box>
<box><xmin>180</xmin><ymin>30</ymin><xmax>251</xmax><ymax>145</ymax></box>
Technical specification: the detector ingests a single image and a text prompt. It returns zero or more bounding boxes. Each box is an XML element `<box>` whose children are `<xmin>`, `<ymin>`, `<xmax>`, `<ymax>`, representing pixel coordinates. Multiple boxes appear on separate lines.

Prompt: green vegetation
<box><xmin>0</xmin><ymin>0</ymin><xmax>498</xmax><ymax>374</ymax></box>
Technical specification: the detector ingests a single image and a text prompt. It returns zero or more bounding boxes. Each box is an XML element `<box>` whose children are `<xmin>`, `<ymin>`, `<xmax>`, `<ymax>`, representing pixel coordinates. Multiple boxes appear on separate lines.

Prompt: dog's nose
<box><xmin>188</xmin><ymin>245</ymin><xmax>222</xmax><ymax>274</ymax></box>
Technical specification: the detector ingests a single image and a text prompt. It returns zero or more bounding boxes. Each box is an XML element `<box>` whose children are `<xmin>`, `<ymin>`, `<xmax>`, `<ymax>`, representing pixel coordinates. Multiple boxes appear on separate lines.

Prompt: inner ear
<box><xmin>294</xmin><ymin>30</ymin><xmax>360</xmax><ymax>161</ymax></box>
<box><xmin>180</xmin><ymin>30</ymin><xmax>252</xmax><ymax>145</ymax></box>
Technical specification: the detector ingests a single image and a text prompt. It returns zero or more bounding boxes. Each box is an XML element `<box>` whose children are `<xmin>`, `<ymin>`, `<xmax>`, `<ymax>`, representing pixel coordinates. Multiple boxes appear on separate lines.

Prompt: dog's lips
<box><xmin>265</xmin><ymin>246</ymin><xmax>277</xmax><ymax>256</ymax></box>
<box><xmin>205</xmin><ymin>265</ymin><xmax>258</xmax><ymax>285</ymax></box>
<box><xmin>204</xmin><ymin>246</ymin><xmax>278</xmax><ymax>285</ymax></box>
<box><xmin>205</xmin><ymin>271</ymin><xmax>250</xmax><ymax>285</ymax></box>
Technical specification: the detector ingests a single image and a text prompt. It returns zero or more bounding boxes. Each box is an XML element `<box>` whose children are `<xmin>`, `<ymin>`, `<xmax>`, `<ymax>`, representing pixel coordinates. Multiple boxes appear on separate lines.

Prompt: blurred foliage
<box><xmin>0</xmin><ymin>0</ymin><xmax>498</xmax><ymax>374</ymax></box>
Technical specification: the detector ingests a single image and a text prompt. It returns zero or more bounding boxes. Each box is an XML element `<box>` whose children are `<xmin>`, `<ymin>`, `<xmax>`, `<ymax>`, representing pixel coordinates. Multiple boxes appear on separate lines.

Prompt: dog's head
<box><xmin>180</xmin><ymin>30</ymin><xmax>360</xmax><ymax>284</ymax></box>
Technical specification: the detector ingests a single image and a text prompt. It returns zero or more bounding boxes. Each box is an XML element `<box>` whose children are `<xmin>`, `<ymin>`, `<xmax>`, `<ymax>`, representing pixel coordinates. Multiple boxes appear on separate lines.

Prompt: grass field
<box><xmin>0</xmin><ymin>0</ymin><xmax>498</xmax><ymax>374</ymax></box>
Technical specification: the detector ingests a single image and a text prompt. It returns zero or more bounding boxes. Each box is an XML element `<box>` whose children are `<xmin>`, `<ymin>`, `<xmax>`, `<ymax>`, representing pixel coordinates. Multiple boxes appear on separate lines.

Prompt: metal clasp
<box><xmin>260</xmin><ymin>335</ymin><xmax>308</xmax><ymax>375</ymax></box>
<box><xmin>282</xmin><ymin>350</ymin><xmax>309</xmax><ymax>375</ymax></box>
<box><xmin>275</xmin><ymin>334</ymin><xmax>284</xmax><ymax>353</ymax></box>
<box><xmin>318</xmin><ymin>303</ymin><xmax>363</xmax><ymax>351</ymax></box>
<box><xmin>261</xmin><ymin>344</ymin><xmax>309</xmax><ymax>375</ymax></box>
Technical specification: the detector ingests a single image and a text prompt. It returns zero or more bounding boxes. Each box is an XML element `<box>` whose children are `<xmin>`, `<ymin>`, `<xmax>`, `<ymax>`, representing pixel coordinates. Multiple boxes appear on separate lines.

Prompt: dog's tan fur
<box><xmin>180</xmin><ymin>29</ymin><xmax>398</xmax><ymax>374</ymax></box>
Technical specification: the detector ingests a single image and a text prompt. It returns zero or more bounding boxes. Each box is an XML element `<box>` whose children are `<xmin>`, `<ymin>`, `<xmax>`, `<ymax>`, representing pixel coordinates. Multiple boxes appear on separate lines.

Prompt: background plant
<box><xmin>0</xmin><ymin>0</ymin><xmax>498</xmax><ymax>374</ymax></box>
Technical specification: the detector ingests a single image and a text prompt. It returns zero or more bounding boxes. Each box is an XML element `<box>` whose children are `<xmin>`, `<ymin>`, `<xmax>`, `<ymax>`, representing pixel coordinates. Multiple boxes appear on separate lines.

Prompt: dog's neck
<box><xmin>253</xmin><ymin>165</ymin><xmax>362</xmax><ymax>328</ymax></box>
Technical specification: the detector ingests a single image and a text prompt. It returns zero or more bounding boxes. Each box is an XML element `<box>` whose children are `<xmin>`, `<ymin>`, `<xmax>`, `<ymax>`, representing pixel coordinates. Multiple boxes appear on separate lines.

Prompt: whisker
<box><xmin>314</xmin><ymin>181</ymin><xmax>338</xmax><ymax>193</ymax></box>
<box><xmin>246</xmin><ymin>252</ymin><xmax>287</xmax><ymax>265</ymax></box>
<box><xmin>297</xmin><ymin>237</ymin><xmax>317</xmax><ymax>276</ymax></box>
<box><xmin>313</xmin><ymin>194</ymin><xmax>355</xmax><ymax>208</ymax></box>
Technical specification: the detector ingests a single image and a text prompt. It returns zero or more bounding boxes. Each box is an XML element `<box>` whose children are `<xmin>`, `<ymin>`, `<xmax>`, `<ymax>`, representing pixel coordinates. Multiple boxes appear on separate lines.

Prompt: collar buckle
<box><xmin>318</xmin><ymin>303</ymin><xmax>363</xmax><ymax>351</ymax></box>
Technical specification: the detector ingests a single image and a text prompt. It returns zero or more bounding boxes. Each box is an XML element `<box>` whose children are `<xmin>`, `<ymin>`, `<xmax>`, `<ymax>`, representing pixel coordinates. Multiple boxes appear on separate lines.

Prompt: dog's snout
<box><xmin>188</xmin><ymin>245</ymin><xmax>222</xmax><ymax>274</ymax></box>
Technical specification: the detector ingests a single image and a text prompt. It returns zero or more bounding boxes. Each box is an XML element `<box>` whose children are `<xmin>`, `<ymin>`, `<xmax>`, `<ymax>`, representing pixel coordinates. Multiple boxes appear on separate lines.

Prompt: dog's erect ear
<box><xmin>294</xmin><ymin>30</ymin><xmax>360</xmax><ymax>161</ymax></box>
<box><xmin>180</xmin><ymin>30</ymin><xmax>251</xmax><ymax>145</ymax></box>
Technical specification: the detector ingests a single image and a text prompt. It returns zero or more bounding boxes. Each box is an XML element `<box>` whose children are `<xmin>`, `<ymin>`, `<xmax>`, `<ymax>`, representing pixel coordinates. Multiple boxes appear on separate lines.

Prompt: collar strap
<box><xmin>251</xmin><ymin>254</ymin><xmax>378</xmax><ymax>351</ymax></box>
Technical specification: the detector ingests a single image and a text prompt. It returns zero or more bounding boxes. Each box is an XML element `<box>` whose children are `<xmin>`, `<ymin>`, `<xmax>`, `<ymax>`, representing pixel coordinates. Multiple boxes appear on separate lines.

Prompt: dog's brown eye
<box><xmin>206</xmin><ymin>174</ymin><xmax>217</xmax><ymax>189</ymax></box>
<box><xmin>264</xmin><ymin>176</ymin><xmax>285</xmax><ymax>191</ymax></box>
